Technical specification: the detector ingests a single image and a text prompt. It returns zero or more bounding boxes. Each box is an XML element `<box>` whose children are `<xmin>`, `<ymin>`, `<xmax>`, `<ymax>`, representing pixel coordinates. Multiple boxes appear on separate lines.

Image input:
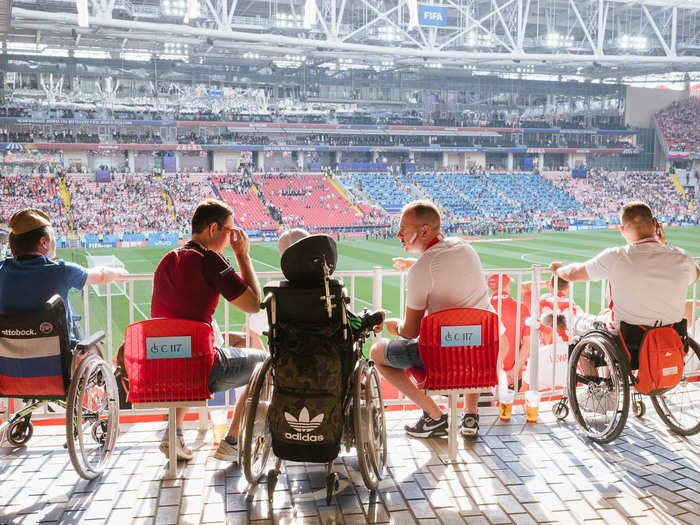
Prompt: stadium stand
<box><xmin>212</xmin><ymin>174</ymin><xmax>278</xmax><ymax>230</ymax></box>
<box><xmin>656</xmin><ymin>98</ymin><xmax>700</xmax><ymax>153</ymax></box>
<box><xmin>336</xmin><ymin>172</ymin><xmax>414</xmax><ymax>213</ymax></box>
<box><xmin>0</xmin><ymin>174</ymin><xmax>69</xmax><ymax>233</ymax></box>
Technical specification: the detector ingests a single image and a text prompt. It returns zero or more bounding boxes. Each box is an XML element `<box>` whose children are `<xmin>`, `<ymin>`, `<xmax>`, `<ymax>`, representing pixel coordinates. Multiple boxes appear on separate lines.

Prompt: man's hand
<box><xmin>230</xmin><ymin>227</ymin><xmax>250</xmax><ymax>258</ymax></box>
<box><xmin>384</xmin><ymin>318</ymin><xmax>400</xmax><ymax>337</ymax></box>
<box><xmin>655</xmin><ymin>220</ymin><xmax>667</xmax><ymax>245</ymax></box>
<box><xmin>85</xmin><ymin>266</ymin><xmax>130</xmax><ymax>286</ymax></box>
<box><xmin>392</xmin><ymin>257</ymin><xmax>417</xmax><ymax>272</ymax></box>
<box><xmin>549</xmin><ymin>262</ymin><xmax>563</xmax><ymax>276</ymax></box>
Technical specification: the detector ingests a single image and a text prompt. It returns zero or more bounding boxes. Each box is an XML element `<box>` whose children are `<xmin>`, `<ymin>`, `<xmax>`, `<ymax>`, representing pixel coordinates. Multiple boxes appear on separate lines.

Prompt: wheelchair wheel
<box><xmin>241</xmin><ymin>356</ymin><xmax>273</xmax><ymax>485</ymax></box>
<box><xmin>567</xmin><ymin>332</ymin><xmax>630</xmax><ymax>444</ymax></box>
<box><xmin>7</xmin><ymin>415</ymin><xmax>34</xmax><ymax>447</ymax></box>
<box><xmin>66</xmin><ymin>354</ymin><xmax>120</xmax><ymax>480</ymax></box>
<box><xmin>353</xmin><ymin>361</ymin><xmax>387</xmax><ymax>491</ymax></box>
<box><xmin>650</xmin><ymin>338</ymin><xmax>700</xmax><ymax>436</ymax></box>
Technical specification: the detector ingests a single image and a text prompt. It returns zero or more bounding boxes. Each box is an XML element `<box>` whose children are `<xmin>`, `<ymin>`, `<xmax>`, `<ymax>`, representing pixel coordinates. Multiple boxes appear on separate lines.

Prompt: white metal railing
<box><xmin>6</xmin><ymin>262</ymin><xmax>698</xmax><ymax>422</ymax></box>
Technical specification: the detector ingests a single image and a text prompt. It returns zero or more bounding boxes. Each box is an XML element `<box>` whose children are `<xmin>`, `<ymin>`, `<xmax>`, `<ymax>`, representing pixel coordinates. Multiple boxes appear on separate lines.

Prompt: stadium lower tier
<box><xmin>0</xmin><ymin>170</ymin><xmax>697</xmax><ymax>239</ymax></box>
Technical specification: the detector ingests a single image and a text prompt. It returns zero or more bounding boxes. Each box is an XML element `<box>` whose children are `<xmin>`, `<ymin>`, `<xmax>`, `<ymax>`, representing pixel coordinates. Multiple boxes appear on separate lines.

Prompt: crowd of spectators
<box><xmin>549</xmin><ymin>169</ymin><xmax>694</xmax><ymax>220</ymax></box>
<box><xmin>656</xmin><ymin>98</ymin><xmax>700</xmax><ymax>153</ymax></box>
<box><xmin>0</xmin><ymin>173</ymin><xmax>70</xmax><ymax>233</ymax></box>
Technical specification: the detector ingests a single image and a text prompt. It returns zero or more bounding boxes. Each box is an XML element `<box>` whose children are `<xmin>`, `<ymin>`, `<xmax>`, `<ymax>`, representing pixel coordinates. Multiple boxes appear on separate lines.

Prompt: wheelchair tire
<box><xmin>7</xmin><ymin>416</ymin><xmax>33</xmax><ymax>447</ymax></box>
<box><xmin>567</xmin><ymin>332</ymin><xmax>630</xmax><ymax>444</ymax></box>
<box><xmin>66</xmin><ymin>355</ymin><xmax>120</xmax><ymax>480</ymax></box>
<box><xmin>353</xmin><ymin>361</ymin><xmax>387</xmax><ymax>491</ymax></box>
<box><xmin>242</xmin><ymin>357</ymin><xmax>274</xmax><ymax>485</ymax></box>
<box><xmin>650</xmin><ymin>337</ymin><xmax>700</xmax><ymax>436</ymax></box>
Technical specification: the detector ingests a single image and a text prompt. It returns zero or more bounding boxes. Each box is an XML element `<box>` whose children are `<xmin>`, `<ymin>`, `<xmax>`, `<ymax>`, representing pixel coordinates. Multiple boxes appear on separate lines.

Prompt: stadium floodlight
<box><xmin>161</xmin><ymin>42</ymin><xmax>189</xmax><ymax>61</ymax></box>
<box><xmin>303</xmin><ymin>0</ymin><xmax>317</xmax><ymax>29</ymax></box>
<box><xmin>162</xmin><ymin>0</ymin><xmax>187</xmax><ymax>18</ymax></box>
<box><xmin>544</xmin><ymin>33</ymin><xmax>574</xmax><ymax>48</ymax></box>
<box><xmin>407</xmin><ymin>0</ymin><xmax>419</xmax><ymax>30</ymax></box>
<box><xmin>76</xmin><ymin>0</ymin><xmax>89</xmax><ymax>28</ymax></box>
<box><xmin>184</xmin><ymin>0</ymin><xmax>200</xmax><ymax>24</ymax></box>
<box><xmin>618</xmin><ymin>35</ymin><xmax>647</xmax><ymax>51</ymax></box>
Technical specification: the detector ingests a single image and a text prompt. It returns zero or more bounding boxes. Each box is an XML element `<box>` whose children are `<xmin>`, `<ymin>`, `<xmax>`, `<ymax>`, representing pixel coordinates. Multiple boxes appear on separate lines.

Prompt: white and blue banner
<box><xmin>419</xmin><ymin>4</ymin><xmax>448</xmax><ymax>27</ymax></box>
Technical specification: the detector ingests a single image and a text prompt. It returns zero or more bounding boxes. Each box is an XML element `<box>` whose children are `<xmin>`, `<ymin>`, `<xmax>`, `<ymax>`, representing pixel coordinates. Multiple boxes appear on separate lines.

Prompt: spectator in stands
<box><xmin>487</xmin><ymin>273</ymin><xmax>530</xmax><ymax>389</ymax></box>
<box><xmin>371</xmin><ymin>201</ymin><xmax>507</xmax><ymax>438</ymax></box>
<box><xmin>0</xmin><ymin>208</ymin><xmax>128</xmax><ymax>345</ymax></box>
<box><xmin>150</xmin><ymin>199</ymin><xmax>265</xmax><ymax>463</ymax></box>
<box><xmin>550</xmin><ymin>201</ymin><xmax>699</xmax><ymax>367</ymax></box>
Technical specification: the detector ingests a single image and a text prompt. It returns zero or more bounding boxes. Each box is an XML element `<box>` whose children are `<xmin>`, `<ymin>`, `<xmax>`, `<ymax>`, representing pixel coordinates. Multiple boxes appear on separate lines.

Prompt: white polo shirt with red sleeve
<box><xmin>584</xmin><ymin>237</ymin><xmax>698</xmax><ymax>328</ymax></box>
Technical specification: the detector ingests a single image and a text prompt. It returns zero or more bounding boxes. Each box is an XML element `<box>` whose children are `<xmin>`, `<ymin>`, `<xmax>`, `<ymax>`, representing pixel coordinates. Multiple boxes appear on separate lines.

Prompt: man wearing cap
<box><xmin>487</xmin><ymin>273</ymin><xmax>530</xmax><ymax>389</ymax></box>
<box><xmin>0</xmin><ymin>208</ymin><xmax>128</xmax><ymax>344</ymax></box>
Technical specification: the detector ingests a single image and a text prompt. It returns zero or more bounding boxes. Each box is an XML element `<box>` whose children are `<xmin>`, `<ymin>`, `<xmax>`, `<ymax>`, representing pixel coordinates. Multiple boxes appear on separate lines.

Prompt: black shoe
<box><xmin>460</xmin><ymin>413</ymin><xmax>479</xmax><ymax>437</ymax></box>
<box><xmin>404</xmin><ymin>412</ymin><xmax>448</xmax><ymax>438</ymax></box>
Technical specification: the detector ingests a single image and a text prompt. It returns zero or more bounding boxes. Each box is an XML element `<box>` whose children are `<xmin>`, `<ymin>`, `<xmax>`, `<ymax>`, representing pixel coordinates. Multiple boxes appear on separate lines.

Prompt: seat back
<box><xmin>411</xmin><ymin>308</ymin><xmax>499</xmax><ymax>390</ymax></box>
<box><xmin>0</xmin><ymin>295</ymin><xmax>72</xmax><ymax>398</ymax></box>
<box><xmin>124</xmin><ymin>318</ymin><xmax>215</xmax><ymax>403</ymax></box>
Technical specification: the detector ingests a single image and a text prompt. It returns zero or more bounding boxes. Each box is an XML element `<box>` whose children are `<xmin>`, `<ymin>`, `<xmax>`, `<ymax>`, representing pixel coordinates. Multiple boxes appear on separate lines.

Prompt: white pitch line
<box><xmin>251</xmin><ymin>257</ymin><xmax>279</xmax><ymax>271</ymax></box>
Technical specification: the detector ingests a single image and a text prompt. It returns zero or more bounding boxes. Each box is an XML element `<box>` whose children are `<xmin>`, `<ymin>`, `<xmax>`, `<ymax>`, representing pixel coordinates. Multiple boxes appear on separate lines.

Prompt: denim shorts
<box><xmin>208</xmin><ymin>347</ymin><xmax>267</xmax><ymax>392</ymax></box>
<box><xmin>384</xmin><ymin>338</ymin><xmax>424</xmax><ymax>370</ymax></box>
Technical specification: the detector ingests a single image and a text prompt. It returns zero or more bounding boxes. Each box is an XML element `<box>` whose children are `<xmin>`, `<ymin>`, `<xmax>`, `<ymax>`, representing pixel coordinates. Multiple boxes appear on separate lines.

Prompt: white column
<box><xmin>127</xmin><ymin>150</ymin><xmax>136</xmax><ymax>173</ymax></box>
<box><xmin>538</xmin><ymin>153</ymin><xmax>544</xmax><ymax>170</ymax></box>
<box><xmin>296</xmin><ymin>151</ymin><xmax>304</xmax><ymax>170</ymax></box>
<box><xmin>507</xmin><ymin>153</ymin><xmax>514</xmax><ymax>172</ymax></box>
<box><xmin>256</xmin><ymin>151</ymin><xmax>265</xmax><ymax>170</ymax></box>
<box><xmin>442</xmin><ymin>152</ymin><xmax>449</xmax><ymax>168</ymax></box>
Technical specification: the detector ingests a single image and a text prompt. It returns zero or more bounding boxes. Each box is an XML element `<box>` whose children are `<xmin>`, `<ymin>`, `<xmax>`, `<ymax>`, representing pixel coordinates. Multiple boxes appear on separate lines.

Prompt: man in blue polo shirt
<box><xmin>0</xmin><ymin>208</ymin><xmax>128</xmax><ymax>345</ymax></box>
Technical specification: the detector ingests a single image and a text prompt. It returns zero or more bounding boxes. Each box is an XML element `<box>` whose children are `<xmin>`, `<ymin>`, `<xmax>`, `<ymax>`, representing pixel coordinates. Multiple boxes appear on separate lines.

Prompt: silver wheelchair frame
<box><xmin>552</xmin><ymin>327</ymin><xmax>700</xmax><ymax>444</ymax></box>
<box><xmin>0</xmin><ymin>295</ymin><xmax>120</xmax><ymax>479</ymax></box>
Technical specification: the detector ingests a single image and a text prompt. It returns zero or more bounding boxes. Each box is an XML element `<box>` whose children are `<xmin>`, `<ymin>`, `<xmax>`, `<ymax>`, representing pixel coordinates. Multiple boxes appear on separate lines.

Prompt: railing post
<box><xmin>106</xmin><ymin>281</ymin><xmax>113</xmax><ymax>362</ymax></box>
<box><xmin>83</xmin><ymin>285</ymin><xmax>90</xmax><ymax>336</ymax></box>
<box><xmin>529</xmin><ymin>266</ymin><xmax>541</xmax><ymax>403</ymax></box>
<box><xmin>372</xmin><ymin>266</ymin><xmax>383</xmax><ymax>311</ymax></box>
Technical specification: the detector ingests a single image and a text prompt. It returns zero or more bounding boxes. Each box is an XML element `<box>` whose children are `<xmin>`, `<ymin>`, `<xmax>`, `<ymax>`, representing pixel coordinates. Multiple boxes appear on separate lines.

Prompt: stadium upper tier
<box><xmin>656</xmin><ymin>98</ymin><xmax>700</xmax><ymax>155</ymax></box>
<box><xmin>0</xmin><ymin>171</ymin><xmax>694</xmax><ymax>236</ymax></box>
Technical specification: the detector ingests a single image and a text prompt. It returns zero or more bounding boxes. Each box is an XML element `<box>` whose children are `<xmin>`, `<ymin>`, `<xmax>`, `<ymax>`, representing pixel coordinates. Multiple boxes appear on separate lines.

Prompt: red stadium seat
<box><xmin>408</xmin><ymin>308</ymin><xmax>499</xmax><ymax>460</ymax></box>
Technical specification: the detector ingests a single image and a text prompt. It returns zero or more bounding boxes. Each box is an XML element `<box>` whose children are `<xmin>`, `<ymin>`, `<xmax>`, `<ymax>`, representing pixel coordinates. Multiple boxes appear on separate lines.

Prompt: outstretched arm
<box><xmin>549</xmin><ymin>261</ymin><xmax>590</xmax><ymax>283</ymax></box>
<box><xmin>85</xmin><ymin>266</ymin><xmax>129</xmax><ymax>285</ymax></box>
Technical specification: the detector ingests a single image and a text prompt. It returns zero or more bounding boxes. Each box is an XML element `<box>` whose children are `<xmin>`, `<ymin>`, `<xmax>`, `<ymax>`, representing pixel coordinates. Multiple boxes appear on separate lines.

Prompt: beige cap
<box><xmin>277</xmin><ymin>228</ymin><xmax>309</xmax><ymax>255</ymax></box>
<box><xmin>9</xmin><ymin>208</ymin><xmax>51</xmax><ymax>235</ymax></box>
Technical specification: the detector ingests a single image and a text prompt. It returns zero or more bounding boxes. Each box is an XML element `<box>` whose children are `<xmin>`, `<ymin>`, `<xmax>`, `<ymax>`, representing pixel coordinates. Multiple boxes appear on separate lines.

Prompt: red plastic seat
<box><xmin>409</xmin><ymin>308</ymin><xmax>499</xmax><ymax>390</ymax></box>
<box><xmin>124</xmin><ymin>318</ymin><xmax>215</xmax><ymax>403</ymax></box>
<box><xmin>407</xmin><ymin>308</ymin><xmax>499</xmax><ymax>461</ymax></box>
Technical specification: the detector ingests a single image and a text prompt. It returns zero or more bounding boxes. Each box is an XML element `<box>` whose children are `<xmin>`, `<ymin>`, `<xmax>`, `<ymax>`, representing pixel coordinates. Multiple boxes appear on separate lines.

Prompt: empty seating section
<box><xmin>212</xmin><ymin>175</ymin><xmax>277</xmax><ymax>230</ymax></box>
<box><xmin>413</xmin><ymin>172</ymin><xmax>485</xmax><ymax>218</ymax></box>
<box><xmin>337</xmin><ymin>172</ymin><xmax>414</xmax><ymax>213</ymax></box>
<box><xmin>256</xmin><ymin>173</ymin><xmax>361</xmax><ymax>228</ymax></box>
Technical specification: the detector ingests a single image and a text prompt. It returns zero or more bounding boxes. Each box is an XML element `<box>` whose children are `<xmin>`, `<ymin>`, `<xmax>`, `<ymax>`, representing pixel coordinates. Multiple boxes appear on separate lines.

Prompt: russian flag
<box><xmin>0</xmin><ymin>336</ymin><xmax>66</xmax><ymax>397</ymax></box>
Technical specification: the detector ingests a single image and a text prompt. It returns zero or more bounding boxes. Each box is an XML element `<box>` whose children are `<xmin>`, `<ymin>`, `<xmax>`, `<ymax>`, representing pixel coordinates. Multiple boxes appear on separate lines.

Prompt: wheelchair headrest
<box><xmin>280</xmin><ymin>234</ymin><xmax>337</xmax><ymax>284</ymax></box>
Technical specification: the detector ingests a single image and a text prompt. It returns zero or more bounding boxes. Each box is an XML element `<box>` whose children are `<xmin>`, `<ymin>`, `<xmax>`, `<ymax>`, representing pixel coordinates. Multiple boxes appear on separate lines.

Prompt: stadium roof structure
<box><xmin>2</xmin><ymin>0</ymin><xmax>700</xmax><ymax>80</ymax></box>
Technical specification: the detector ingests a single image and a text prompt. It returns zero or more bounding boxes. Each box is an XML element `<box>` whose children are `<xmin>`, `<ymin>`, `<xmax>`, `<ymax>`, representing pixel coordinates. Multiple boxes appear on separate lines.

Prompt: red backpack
<box><xmin>622</xmin><ymin>324</ymin><xmax>686</xmax><ymax>395</ymax></box>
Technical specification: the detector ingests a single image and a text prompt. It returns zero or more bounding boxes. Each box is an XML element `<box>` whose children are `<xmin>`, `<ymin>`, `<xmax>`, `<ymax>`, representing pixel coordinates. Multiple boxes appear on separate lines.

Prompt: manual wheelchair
<box><xmin>0</xmin><ymin>295</ymin><xmax>120</xmax><ymax>479</ymax></box>
<box><xmin>552</xmin><ymin>319</ymin><xmax>700</xmax><ymax>444</ymax></box>
<box><xmin>237</xmin><ymin>235</ymin><xmax>387</xmax><ymax>504</ymax></box>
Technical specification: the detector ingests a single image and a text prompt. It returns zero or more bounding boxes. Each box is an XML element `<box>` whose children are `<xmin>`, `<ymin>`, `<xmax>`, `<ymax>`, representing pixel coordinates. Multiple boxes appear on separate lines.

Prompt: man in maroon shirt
<box><xmin>151</xmin><ymin>199</ymin><xmax>265</xmax><ymax>462</ymax></box>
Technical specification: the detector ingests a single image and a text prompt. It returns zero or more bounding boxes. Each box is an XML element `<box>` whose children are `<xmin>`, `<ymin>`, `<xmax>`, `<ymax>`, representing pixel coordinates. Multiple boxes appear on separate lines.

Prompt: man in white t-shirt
<box><xmin>550</xmin><ymin>201</ymin><xmax>699</xmax><ymax>366</ymax></box>
<box><xmin>371</xmin><ymin>201</ymin><xmax>506</xmax><ymax>438</ymax></box>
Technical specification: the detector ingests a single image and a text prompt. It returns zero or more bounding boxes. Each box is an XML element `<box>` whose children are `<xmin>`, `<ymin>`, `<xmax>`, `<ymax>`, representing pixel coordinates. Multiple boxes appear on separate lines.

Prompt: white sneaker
<box><xmin>159</xmin><ymin>434</ymin><xmax>193</xmax><ymax>461</ymax></box>
<box><xmin>213</xmin><ymin>439</ymin><xmax>239</xmax><ymax>463</ymax></box>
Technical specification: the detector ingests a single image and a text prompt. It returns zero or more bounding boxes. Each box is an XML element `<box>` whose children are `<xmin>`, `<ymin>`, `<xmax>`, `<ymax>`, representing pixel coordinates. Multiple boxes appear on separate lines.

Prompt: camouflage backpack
<box><xmin>267</xmin><ymin>321</ymin><xmax>353</xmax><ymax>463</ymax></box>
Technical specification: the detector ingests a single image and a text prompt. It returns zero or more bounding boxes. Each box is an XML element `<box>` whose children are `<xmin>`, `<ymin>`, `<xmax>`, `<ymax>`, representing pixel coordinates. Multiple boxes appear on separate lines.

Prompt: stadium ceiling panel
<box><xmin>5</xmin><ymin>0</ymin><xmax>700</xmax><ymax>77</ymax></box>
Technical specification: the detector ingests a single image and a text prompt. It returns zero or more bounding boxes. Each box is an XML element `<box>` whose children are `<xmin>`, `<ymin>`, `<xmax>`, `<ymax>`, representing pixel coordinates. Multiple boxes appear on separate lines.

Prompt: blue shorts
<box><xmin>208</xmin><ymin>347</ymin><xmax>267</xmax><ymax>392</ymax></box>
<box><xmin>384</xmin><ymin>338</ymin><xmax>424</xmax><ymax>370</ymax></box>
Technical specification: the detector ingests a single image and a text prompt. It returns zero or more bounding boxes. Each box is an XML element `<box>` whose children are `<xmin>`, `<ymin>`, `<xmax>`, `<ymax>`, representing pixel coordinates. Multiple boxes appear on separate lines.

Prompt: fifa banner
<box><xmin>419</xmin><ymin>5</ymin><xmax>448</xmax><ymax>27</ymax></box>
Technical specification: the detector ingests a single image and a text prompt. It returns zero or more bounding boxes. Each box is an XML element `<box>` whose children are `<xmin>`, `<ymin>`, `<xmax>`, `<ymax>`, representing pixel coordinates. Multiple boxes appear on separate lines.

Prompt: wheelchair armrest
<box><xmin>75</xmin><ymin>330</ymin><xmax>106</xmax><ymax>350</ymax></box>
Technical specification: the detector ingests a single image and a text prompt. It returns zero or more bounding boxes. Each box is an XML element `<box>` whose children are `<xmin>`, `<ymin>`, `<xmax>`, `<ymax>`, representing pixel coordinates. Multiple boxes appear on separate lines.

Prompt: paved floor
<box><xmin>1</xmin><ymin>404</ymin><xmax>699</xmax><ymax>525</ymax></box>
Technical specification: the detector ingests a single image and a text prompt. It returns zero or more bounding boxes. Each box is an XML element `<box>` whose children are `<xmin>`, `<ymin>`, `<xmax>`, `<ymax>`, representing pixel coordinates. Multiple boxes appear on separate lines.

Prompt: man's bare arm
<box><xmin>85</xmin><ymin>266</ymin><xmax>129</xmax><ymax>285</ymax></box>
<box><xmin>549</xmin><ymin>262</ymin><xmax>590</xmax><ymax>283</ymax></box>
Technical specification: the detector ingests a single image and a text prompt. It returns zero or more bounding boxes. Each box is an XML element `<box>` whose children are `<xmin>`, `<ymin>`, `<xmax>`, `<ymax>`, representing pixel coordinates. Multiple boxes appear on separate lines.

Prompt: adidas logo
<box><xmin>284</xmin><ymin>407</ymin><xmax>325</xmax><ymax>442</ymax></box>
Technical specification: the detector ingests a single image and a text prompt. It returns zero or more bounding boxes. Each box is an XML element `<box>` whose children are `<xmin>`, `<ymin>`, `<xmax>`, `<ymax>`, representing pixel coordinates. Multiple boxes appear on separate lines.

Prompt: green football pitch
<box><xmin>58</xmin><ymin>227</ymin><xmax>700</xmax><ymax>356</ymax></box>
